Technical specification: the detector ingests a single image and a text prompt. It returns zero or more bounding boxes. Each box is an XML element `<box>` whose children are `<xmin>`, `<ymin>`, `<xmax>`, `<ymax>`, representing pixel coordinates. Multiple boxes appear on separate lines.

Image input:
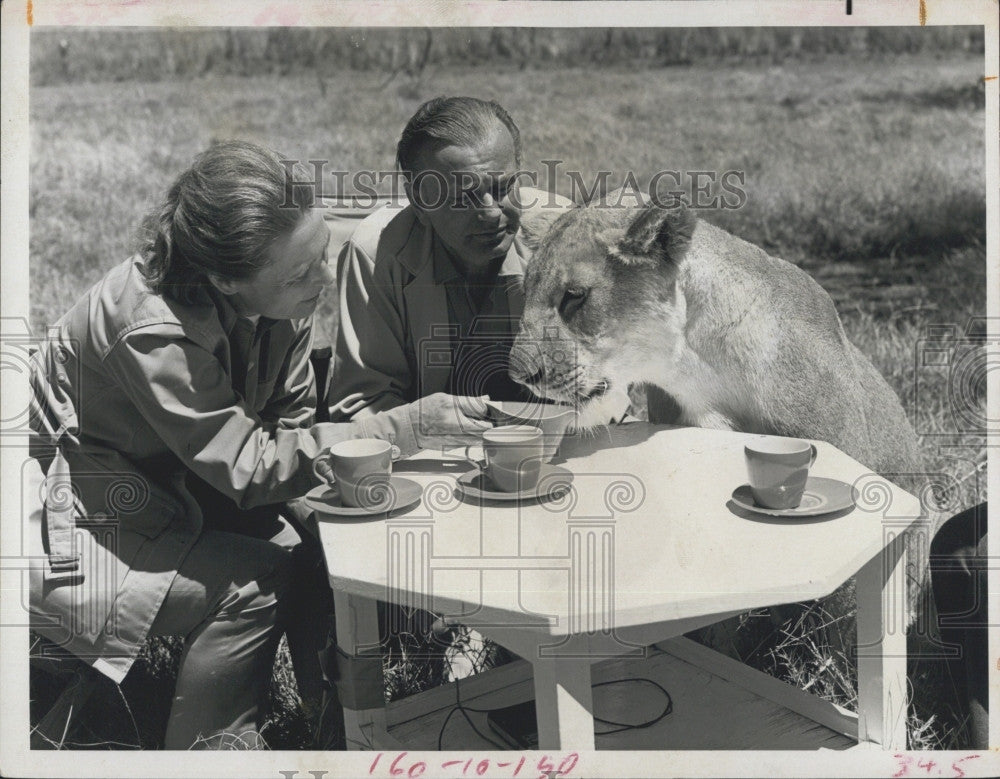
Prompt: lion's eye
<box><xmin>558</xmin><ymin>288</ymin><xmax>588</xmax><ymax>320</ymax></box>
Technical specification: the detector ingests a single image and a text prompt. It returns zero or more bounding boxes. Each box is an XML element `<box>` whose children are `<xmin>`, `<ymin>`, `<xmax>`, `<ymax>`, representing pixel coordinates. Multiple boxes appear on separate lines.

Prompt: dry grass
<box><xmin>28</xmin><ymin>51</ymin><xmax>986</xmax><ymax>751</ymax></box>
<box><xmin>28</xmin><ymin>54</ymin><xmax>986</xmax><ymax>332</ymax></box>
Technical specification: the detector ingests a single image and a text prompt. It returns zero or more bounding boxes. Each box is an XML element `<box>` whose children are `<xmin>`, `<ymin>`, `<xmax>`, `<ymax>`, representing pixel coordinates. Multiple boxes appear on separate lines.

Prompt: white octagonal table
<box><xmin>315</xmin><ymin>422</ymin><xmax>922</xmax><ymax>751</ymax></box>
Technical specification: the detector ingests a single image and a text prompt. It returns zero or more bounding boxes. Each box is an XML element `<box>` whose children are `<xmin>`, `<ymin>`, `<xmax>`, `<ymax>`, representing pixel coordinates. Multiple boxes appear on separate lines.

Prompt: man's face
<box><xmin>214</xmin><ymin>208</ymin><xmax>334</xmax><ymax>320</ymax></box>
<box><xmin>409</xmin><ymin>123</ymin><xmax>522</xmax><ymax>274</ymax></box>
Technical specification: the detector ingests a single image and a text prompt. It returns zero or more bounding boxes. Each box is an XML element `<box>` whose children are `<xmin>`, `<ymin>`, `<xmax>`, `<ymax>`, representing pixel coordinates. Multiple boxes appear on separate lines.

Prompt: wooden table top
<box><xmin>317</xmin><ymin>422</ymin><xmax>922</xmax><ymax>638</ymax></box>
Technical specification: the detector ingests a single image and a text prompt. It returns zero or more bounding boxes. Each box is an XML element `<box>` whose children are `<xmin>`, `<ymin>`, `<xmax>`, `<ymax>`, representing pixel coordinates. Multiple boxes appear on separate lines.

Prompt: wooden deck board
<box><xmin>386</xmin><ymin>639</ymin><xmax>857</xmax><ymax>751</ymax></box>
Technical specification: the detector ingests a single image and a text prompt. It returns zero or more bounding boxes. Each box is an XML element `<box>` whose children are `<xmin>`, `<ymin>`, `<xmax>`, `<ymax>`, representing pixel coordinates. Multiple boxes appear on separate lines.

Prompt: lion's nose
<box><xmin>508</xmin><ymin>336</ymin><xmax>543</xmax><ymax>386</ymax></box>
<box><xmin>511</xmin><ymin>365</ymin><xmax>544</xmax><ymax>386</ymax></box>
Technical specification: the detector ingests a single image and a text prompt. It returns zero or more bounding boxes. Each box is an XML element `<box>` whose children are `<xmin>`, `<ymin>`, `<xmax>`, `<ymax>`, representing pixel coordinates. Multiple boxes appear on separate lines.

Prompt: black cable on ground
<box><xmin>437</xmin><ymin>674</ymin><xmax>674</xmax><ymax>748</ymax></box>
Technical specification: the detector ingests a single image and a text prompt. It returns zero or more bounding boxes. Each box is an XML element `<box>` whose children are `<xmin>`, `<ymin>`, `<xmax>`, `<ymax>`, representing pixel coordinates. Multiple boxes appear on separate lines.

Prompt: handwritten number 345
<box><xmin>893</xmin><ymin>754</ymin><xmax>980</xmax><ymax>778</ymax></box>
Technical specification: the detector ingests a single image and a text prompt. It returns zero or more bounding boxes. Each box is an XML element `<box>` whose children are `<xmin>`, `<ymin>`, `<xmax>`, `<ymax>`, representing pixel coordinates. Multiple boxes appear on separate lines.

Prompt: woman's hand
<box><xmin>407</xmin><ymin>393</ymin><xmax>493</xmax><ymax>449</ymax></box>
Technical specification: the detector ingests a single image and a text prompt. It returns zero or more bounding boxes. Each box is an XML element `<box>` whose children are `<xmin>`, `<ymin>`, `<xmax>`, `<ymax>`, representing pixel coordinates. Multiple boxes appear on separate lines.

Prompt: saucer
<box><xmin>731</xmin><ymin>477</ymin><xmax>857</xmax><ymax>518</ymax></box>
<box><xmin>457</xmin><ymin>464</ymin><xmax>574</xmax><ymax>502</ymax></box>
<box><xmin>304</xmin><ymin>476</ymin><xmax>422</xmax><ymax>518</ymax></box>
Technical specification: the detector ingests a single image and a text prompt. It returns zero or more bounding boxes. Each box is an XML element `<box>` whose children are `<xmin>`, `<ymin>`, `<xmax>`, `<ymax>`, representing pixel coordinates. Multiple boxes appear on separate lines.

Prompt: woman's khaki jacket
<box><xmin>28</xmin><ymin>257</ymin><xmax>415</xmax><ymax>682</ymax></box>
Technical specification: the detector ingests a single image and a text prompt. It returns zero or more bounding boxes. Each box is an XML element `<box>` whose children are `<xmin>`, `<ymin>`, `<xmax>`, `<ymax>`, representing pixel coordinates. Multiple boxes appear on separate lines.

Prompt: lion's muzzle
<box><xmin>507</xmin><ymin>337</ymin><xmax>545</xmax><ymax>388</ymax></box>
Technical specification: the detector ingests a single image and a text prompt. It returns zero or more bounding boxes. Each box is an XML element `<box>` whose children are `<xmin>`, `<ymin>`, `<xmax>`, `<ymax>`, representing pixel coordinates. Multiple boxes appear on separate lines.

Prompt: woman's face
<box><xmin>214</xmin><ymin>209</ymin><xmax>334</xmax><ymax>320</ymax></box>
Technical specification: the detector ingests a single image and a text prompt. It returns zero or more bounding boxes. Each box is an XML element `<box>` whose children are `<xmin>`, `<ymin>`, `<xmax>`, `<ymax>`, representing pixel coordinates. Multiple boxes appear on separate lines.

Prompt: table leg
<box><xmin>533</xmin><ymin>657</ymin><xmax>595</xmax><ymax>751</ymax></box>
<box><xmin>856</xmin><ymin>532</ymin><xmax>909</xmax><ymax>749</ymax></box>
<box><xmin>333</xmin><ymin>590</ymin><xmax>399</xmax><ymax>750</ymax></box>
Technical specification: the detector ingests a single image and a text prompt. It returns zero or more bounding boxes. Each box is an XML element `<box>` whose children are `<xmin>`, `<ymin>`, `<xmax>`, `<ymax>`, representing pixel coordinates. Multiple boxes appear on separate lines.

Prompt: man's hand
<box><xmin>408</xmin><ymin>392</ymin><xmax>493</xmax><ymax>449</ymax></box>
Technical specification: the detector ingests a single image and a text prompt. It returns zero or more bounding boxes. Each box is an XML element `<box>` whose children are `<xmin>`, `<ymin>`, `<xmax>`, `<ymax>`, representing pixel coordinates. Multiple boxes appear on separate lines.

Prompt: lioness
<box><xmin>509</xmin><ymin>198</ymin><xmax>922</xmax><ymax>478</ymax></box>
<box><xmin>508</xmin><ymin>196</ymin><xmax>930</xmax><ymax>629</ymax></box>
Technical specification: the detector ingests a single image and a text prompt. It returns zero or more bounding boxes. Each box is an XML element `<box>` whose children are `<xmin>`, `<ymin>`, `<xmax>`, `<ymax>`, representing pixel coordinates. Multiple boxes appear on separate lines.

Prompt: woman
<box><xmin>28</xmin><ymin>140</ymin><xmax>492</xmax><ymax>748</ymax></box>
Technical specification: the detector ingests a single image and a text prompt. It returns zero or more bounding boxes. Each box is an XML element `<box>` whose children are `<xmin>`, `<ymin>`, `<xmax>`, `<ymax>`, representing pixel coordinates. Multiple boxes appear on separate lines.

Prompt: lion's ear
<box><xmin>615</xmin><ymin>203</ymin><xmax>696</xmax><ymax>265</ymax></box>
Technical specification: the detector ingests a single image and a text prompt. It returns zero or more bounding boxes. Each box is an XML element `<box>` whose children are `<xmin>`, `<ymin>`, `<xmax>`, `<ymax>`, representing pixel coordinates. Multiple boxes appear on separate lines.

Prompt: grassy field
<box><xmin>28</xmin><ymin>52</ymin><xmax>987</xmax><ymax>749</ymax></box>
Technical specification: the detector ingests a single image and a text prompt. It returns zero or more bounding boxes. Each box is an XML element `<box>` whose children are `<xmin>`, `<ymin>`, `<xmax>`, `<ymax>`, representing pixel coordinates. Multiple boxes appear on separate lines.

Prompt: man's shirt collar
<box><xmin>431</xmin><ymin>233</ymin><xmax>526</xmax><ymax>285</ymax></box>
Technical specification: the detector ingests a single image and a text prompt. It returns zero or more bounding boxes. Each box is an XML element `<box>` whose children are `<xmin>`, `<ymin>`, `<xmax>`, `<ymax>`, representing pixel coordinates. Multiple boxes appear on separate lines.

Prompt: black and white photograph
<box><xmin>0</xmin><ymin>1</ymin><xmax>996</xmax><ymax>777</ymax></box>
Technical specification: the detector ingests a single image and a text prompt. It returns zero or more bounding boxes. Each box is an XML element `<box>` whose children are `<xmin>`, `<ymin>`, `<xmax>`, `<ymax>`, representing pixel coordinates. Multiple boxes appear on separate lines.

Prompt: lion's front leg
<box><xmin>689</xmin><ymin>408</ymin><xmax>737</xmax><ymax>431</ymax></box>
<box><xmin>576</xmin><ymin>387</ymin><xmax>631</xmax><ymax>429</ymax></box>
<box><xmin>645</xmin><ymin>384</ymin><xmax>736</xmax><ymax>431</ymax></box>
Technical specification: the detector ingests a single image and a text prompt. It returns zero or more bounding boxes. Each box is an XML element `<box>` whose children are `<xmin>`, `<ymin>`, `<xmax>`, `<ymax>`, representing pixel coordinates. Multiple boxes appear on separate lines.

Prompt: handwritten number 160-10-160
<box><xmin>368</xmin><ymin>751</ymin><xmax>579</xmax><ymax>778</ymax></box>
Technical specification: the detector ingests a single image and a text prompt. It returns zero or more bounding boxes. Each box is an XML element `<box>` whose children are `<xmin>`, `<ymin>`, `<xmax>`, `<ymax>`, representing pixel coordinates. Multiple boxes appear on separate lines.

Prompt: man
<box><xmin>330</xmin><ymin>96</ymin><xmax>573</xmax><ymax>426</ymax></box>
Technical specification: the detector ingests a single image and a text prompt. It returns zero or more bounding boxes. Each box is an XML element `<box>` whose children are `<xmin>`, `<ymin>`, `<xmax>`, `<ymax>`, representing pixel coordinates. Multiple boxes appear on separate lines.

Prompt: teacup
<box><xmin>487</xmin><ymin>400</ymin><xmax>576</xmax><ymax>462</ymax></box>
<box><xmin>744</xmin><ymin>436</ymin><xmax>818</xmax><ymax>510</ymax></box>
<box><xmin>466</xmin><ymin>424</ymin><xmax>545</xmax><ymax>492</ymax></box>
<box><xmin>312</xmin><ymin>439</ymin><xmax>398</xmax><ymax>508</ymax></box>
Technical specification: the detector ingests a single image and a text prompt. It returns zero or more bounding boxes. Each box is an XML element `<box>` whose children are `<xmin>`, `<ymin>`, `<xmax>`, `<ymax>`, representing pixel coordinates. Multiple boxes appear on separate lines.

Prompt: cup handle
<box><xmin>312</xmin><ymin>453</ymin><xmax>336</xmax><ymax>486</ymax></box>
<box><xmin>463</xmin><ymin>445</ymin><xmax>486</xmax><ymax>471</ymax></box>
<box><xmin>809</xmin><ymin>444</ymin><xmax>818</xmax><ymax>467</ymax></box>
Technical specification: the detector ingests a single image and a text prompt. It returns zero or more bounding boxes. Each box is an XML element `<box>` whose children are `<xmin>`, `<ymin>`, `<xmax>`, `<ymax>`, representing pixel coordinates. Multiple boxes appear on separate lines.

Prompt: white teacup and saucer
<box><xmin>731</xmin><ymin>436</ymin><xmax>856</xmax><ymax>518</ymax></box>
<box><xmin>457</xmin><ymin>424</ymin><xmax>573</xmax><ymax>502</ymax></box>
<box><xmin>305</xmin><ymin>439</ymin><xmax>422</xmax><ymax>518</ymax></box>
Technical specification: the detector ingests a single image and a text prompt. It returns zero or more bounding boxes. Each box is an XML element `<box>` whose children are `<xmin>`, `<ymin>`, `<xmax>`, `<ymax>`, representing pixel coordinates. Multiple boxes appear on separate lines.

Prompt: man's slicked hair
<box><xmin>396</xmin><ymin>96</ymin><xmax>522</xmax><ymax>179</ymax></box>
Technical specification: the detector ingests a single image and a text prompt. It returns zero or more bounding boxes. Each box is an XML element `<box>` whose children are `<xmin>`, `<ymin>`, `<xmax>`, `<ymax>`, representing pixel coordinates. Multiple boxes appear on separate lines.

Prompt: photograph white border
<box><xmin>2</xmin><ymin>1</ymin><xmax>997</xmax><ymax>777</ymax></box>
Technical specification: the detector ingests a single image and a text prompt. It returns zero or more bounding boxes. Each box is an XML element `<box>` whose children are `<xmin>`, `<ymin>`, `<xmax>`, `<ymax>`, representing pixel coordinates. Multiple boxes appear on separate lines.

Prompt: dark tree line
<box><xmin>31</xmin><ymin>26</ymin><xmax>984</xmax><ymax>86</ymax></box>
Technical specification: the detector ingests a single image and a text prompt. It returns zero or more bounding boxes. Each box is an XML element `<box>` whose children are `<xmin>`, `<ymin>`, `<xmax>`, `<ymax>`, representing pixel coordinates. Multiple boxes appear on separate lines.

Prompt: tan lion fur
<box><xmin>510</xmin><ymin>197</ymin><xmax>933</xmax><ymax>625</ymax></box>
<box><xmin>511</xmin><ymin>199</ymin><xmax>922</xmax><ymax>477</ymax></box>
